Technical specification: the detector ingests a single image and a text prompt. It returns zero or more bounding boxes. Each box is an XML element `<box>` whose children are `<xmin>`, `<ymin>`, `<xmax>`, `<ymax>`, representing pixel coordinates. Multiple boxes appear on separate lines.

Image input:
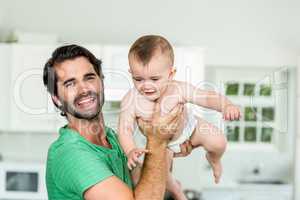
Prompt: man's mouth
<box><xmin>76</xmin><ymin>96</ymin><xmax>96</xmax><ymax>108</ymax></box>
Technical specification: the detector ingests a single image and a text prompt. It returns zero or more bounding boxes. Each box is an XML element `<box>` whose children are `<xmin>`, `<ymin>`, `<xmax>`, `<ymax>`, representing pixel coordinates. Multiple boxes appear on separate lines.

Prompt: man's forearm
<box><xmin>134</xmin><ymin>138</ymin><xmax>168</xmax><ymax>200</ymax></box>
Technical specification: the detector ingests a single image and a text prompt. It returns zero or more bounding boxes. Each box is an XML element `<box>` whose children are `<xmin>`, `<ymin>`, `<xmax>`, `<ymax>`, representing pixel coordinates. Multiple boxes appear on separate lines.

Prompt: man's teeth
<box><xmin>78</xmin><ymin>97</ymin><xmax>94</xmax><ymax>105</ymax></box>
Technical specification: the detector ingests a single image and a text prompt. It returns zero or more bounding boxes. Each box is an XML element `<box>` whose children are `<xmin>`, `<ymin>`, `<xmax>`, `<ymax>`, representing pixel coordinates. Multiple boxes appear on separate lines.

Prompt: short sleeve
<box><xmin>51</xmin><ymin>143</ymin><xmax>114</xmax><ymax>198</ymax></box>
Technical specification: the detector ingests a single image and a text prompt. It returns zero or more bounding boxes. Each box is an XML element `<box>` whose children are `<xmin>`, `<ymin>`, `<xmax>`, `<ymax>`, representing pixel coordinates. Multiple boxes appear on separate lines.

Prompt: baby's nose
<box><xmin>143</xmin><ymin>83</ymin><xmax>157</xmax><ymax>91</ymax></box>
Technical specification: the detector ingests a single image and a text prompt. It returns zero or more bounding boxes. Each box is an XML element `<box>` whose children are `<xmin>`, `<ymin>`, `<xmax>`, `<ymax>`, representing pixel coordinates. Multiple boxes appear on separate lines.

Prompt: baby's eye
<box><xmin>151</xmin><ymin>78</ymin><xmax>159</xmax><ymax>81</ymax></box>
<box><xmin>133</xmin><ymin>78</ymin><xmax>142</xmax><ymax>82</ymax></box>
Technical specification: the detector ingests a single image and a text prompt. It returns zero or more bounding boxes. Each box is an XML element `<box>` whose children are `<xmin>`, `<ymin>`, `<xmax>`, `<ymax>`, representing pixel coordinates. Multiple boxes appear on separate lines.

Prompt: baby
<box><xmin>118</xmin><ymin>35</ymin><xmax>240</xmax><ymax>200</ymax></box>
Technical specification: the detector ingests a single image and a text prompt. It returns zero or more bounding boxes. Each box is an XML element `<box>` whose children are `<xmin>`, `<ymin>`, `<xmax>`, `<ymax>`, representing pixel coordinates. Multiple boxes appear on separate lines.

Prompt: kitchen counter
<box><xmin>201</xmin><ymin>182</ymin><xmax>293</xmax><ymax>200</ymax></box>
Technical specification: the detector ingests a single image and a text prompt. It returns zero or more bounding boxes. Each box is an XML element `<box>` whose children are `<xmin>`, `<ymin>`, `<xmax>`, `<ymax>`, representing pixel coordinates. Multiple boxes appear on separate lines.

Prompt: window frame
<box><xmin>206</xmin><ymin>66</ymin><xmax>289</xmax><ymax>151</ymax></box>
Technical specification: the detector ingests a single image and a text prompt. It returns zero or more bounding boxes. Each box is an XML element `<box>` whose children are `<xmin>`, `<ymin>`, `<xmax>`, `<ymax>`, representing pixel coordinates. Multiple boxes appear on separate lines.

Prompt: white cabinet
<box><xmin>8</xmin><ymin>44</ymin><xmax>102</xmax><ymax>133</ymax></box>
<box><xmin>101</xmin><ymin>45</ymin><xmax>132</xmax><ymax>101</ymax></box>
<box><xmin>9</xmin><ymin>44</ymin><xmax>58</xmax><ymax>132</ymax></box>
<box><xmin>174</xmin><ymin>47</ymin><xmax>204</xmax><ymax>86</ymax></box>
<box><xmin>0</xmin><ymin>44</ymin><xmax>12</xmax><ymax>131</ymax></box>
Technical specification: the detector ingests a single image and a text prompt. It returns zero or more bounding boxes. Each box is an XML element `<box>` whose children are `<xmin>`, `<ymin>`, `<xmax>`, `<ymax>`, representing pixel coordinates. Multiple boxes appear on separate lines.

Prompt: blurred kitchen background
<box><xmin>0</xmin><ymin>0</ymin><xmax>299</xmax><ymax>200</ymax></box>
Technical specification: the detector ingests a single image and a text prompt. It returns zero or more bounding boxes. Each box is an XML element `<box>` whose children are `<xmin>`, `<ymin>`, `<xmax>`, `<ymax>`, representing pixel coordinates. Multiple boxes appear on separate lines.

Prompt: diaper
<box><xmin>168</xmin><ymin>110</ymin><xmax>198</xmax><ymax>153</ymax></box>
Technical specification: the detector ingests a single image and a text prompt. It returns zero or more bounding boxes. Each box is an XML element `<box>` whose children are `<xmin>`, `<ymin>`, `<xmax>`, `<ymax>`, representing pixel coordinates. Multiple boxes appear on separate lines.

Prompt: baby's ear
<box><xmin>169</xmin><ymin>67</ymin><xmax>177</xmax><ymax>78</ymax></box>
<box><xmin>128</xmin><ymin>68</ymin><xmax>132</xmax><ymax>74</ymax></box>
<box><xmin>171</xmin><ymin>67</ymin><xmax>177</xmax><ymax>74</ymax></box>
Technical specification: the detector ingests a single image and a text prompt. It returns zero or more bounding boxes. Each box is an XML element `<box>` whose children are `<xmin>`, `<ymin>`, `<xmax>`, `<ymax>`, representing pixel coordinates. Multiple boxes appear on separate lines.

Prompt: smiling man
<box><xmin>43</xmin><ymin>44</ymin><xmax>188</xmax><ymax>200</ymax></box>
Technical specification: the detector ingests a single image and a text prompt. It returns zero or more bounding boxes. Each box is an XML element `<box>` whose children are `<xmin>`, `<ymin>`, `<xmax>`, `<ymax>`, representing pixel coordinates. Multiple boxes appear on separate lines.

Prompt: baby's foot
<box><xmin>206</xmin><ymin>153</ymin><xmax>222</xmax><ymax>184</ymax></box>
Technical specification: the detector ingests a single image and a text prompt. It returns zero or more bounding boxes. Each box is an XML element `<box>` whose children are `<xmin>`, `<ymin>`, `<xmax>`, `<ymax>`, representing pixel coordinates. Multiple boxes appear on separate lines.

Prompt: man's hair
<box><xmin>43</xmin><ymin>44</ymin><xmax>104</xmax><ymax>98</ymax></box>
<box><xmin>128</xmin><ymin>35</ymin><xmax>174</xmax><ymax>66</ymax></box>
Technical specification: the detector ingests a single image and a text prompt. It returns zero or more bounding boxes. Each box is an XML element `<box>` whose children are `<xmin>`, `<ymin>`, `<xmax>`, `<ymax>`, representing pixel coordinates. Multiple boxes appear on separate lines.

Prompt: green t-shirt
<box><xmin>46</xmin><ymin>125</ymin><xmax>133</xmax><ymax>200</ymax></box>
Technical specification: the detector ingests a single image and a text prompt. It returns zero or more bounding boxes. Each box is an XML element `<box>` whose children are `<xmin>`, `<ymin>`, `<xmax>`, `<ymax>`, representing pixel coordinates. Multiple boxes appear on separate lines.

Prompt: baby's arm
<box><xmin>118</xmin><ymin>90</ymin><xmax>138</xmax><ymax>155</ymax></box>
<box><xmin>118</xmin><ymin>90</ymin><xmax>147</xmax><ymax>170</ymax></box>
<box><xmin>179</xmin><ymin>81</ymin><xmax>240</xmax><ymax>120</ymax></box>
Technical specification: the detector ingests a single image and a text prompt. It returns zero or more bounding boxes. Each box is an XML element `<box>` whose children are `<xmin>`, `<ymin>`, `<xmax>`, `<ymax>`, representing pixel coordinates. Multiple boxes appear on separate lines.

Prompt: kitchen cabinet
<box><xmin>0</xmin><ymin>44</ymin><xmax>11</xmax><ymax>131</ymax></box>
<box><xmin>174</xmin><ymin>47</ymin><xmax>204</xmax><ymax>86</ymax></box>
<box><xmin>9</xmin><ymin>44</ymin><xmax>58</xmax><ymax>132</ymax></box>
<box><xmin>8</xmin><ymin>44</ymin><xmax>102</xmax><ymax>133</ymax></box>
<box><xmin>101</xmin><ymin>45</ymin><xmax>132</xmax><ymax>101</ymax></box>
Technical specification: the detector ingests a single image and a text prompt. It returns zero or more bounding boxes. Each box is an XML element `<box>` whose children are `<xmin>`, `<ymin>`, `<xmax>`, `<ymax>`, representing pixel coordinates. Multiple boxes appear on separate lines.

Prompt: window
<box><xmin>210</xmin><ymin>67</ymin><xmax>288</xmax><ymax>148</ymax></box>
<box><xmin>224</xmin><ymin>81</ymin><xmax>276</xmax><ymax>144</ymax></box>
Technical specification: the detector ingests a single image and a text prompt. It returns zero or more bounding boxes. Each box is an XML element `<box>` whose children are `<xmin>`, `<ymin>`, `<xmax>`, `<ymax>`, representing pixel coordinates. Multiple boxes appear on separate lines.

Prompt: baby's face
<box><xmin>129</xmin><ymin>52</ymin><xmax>174</xmax><ymax>101</ymax></box>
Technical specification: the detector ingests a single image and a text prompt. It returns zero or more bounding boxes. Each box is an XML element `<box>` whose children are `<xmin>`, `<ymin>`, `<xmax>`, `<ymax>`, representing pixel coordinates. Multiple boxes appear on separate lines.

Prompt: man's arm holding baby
<box><xmin>84</xmin><ymin>101</ymin><xmax>183</xmax><ymax>200</ymax></box>
<box><xmin>178</xmin><ymin>81</ymin><xmax>240</xmax><ymax>120</ymax></box>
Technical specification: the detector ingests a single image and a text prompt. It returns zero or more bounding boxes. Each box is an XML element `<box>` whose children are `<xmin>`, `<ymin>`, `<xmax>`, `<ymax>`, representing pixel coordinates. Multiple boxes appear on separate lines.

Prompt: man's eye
<box><xmin>65</xmin><ymin>82</ymin><xmax>75</xmax><ymax>88</ymax></box>
<box><xmin>87</xmin><ymin>76</ymin><xmax>95</xmax><ymax>80</ymax></box>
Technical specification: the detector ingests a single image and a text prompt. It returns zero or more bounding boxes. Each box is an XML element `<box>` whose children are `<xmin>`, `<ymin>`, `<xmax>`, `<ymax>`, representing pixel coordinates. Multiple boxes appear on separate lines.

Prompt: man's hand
<box><xmin>173</xmin><ymin>140</ymin><xmax>193</xmax><ymax>157</ymax></box>
<box><xmin>137</xmin><ymin>102</ymin><xmax>184</xmax><ymax>143</ymax></box>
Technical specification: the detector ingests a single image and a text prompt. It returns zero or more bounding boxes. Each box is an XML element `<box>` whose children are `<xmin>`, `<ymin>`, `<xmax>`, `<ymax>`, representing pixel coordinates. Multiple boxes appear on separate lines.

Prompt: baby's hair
<box><xmin>129</xmin><ymin>35</ymin><xmax>174</xmax><ymax>66</ymax></box>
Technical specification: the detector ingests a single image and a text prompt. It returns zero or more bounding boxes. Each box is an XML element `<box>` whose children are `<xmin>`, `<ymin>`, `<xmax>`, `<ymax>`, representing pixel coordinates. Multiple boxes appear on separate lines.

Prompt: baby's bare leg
<box><xmin>166</xmin><ymin>149</ymin><xmax>187</xmax><ymax>200</ymax></box>
<box><xmin>190</xmin><ymin>117</ymin><xmax>227</xmax><ymax>183</ymax></box>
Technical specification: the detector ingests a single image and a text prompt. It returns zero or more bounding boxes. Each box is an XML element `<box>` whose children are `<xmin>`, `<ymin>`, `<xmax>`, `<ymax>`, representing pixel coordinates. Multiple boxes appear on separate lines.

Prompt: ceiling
<box><xmin>0</xmin><ymin>0</ymin><xmax>298</xmax><ymax>48</ymax></box>
<box><xmin>0</xmin><ymin>0</ymin><xmax>299</xmax><ymax>66</ymax></box>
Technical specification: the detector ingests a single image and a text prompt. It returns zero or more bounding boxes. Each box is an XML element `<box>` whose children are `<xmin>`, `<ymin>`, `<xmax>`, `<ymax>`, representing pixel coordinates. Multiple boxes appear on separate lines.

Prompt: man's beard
<box><xmin>61</xmin><ymin>90</ymin><xmax>105</xmax><ymax>120</ymax></box>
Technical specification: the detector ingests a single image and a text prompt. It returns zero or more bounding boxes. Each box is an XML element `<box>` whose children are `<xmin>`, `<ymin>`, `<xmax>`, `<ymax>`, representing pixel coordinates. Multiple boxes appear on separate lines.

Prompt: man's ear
<box><xmin>51</xmin><ymin>95</ymin><xmax>62</xmax><ymax>107</ymax></box>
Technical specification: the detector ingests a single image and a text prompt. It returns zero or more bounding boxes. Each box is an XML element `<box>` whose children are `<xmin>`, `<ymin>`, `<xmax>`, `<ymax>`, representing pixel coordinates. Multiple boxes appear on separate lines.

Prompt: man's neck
<box><xmin>67</xmin><ymin>113</ymin><xmax>111</xmax><ymax>148</ymax></box>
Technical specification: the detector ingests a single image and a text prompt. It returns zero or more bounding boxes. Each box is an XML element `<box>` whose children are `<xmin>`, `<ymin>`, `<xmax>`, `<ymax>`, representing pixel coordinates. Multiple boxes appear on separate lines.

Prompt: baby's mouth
<box><xmin>143</xmin><ymin>90</ymin><xmax>156</xmax><ymax>96</ymax></box>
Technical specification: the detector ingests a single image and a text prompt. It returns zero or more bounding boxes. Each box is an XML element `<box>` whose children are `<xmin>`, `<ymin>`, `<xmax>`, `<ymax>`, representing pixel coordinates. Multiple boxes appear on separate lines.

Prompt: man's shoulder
<box><xmin>105</xmin><ymin>126</ymin><xmax>118</xmax><ymax>141</ymax></box>
<box><xmin>105</xmin><ymin>127</ymin><xmax>124</xmax><ymax>151</ymax></box>
<box><xmin>47</xmin><ymin>129</ymin><xmax>86</xmax><ymax>160</ymax></box>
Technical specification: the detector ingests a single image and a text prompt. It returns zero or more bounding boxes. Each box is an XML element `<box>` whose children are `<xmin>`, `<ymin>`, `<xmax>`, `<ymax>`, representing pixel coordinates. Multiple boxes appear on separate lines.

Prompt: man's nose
<box><xmin>77</xmin><ymin>81</ymin><xmax>90</xmax><ymax>93</ymax></box>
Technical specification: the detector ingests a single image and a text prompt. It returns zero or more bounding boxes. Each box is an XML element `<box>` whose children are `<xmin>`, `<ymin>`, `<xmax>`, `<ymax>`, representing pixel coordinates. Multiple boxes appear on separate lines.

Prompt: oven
<box><xmin>0</xmin><ymin>162</ymin><xmax>47</xmax><ymax>200</ymax></box>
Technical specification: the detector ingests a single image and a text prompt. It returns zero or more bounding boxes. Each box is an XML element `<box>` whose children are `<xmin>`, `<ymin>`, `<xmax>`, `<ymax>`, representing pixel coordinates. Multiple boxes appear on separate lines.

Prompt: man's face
<box><xmin>54</xmin><ymin>56</ymin><xmax>104</xmax><ymax>120</ymax></box>
<box><xmin>129</xmin><ymin>51</ymin><xmax>174</xmax><ymax>101</ymax></box>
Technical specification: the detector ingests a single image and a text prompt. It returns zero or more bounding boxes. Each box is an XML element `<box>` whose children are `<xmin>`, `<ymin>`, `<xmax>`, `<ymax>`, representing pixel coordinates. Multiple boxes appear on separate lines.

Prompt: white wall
<box><xmin>295</xmin><ymin>57</ymin><xmax>300</xmax><ymax>200</ymax></box>
<box><xmin>0</xmin><ymin>0</ymin><xmax>299</xmax><ymax>66</ymax></box>
<box><xmin>0</xmin><ymin>1</ymin><xmax>6</xmax><ymax>41</ymax></box>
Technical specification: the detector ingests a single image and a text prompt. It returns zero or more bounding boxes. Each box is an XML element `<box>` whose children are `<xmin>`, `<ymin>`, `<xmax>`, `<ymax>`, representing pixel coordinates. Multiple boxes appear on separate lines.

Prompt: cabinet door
<box><xmin>9</xmin><ymin>44</ymin><xmax>58</xmax><ymax>132</ymax></box>
<box><xmin>0</xmin><ymin>45</ymin><xmax>12</xmax><ymax>131</ymax></box>
<box><xmin>101</xmin><ymin>45</ymin><xmax>132</xmax><ymax>101</ymax></box>
<box><xmin>174</xmin><ymin>47</ymin><xmax>204</xmax><ymax>86</ymax></box>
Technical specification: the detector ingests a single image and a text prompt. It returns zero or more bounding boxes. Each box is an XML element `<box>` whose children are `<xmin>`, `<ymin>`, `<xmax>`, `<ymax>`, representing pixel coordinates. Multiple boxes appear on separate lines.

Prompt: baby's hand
<box><xmin>127</xmin><ymin>148</ymin><xmax>149</xmax><ymax>170</ymax></box>
<box><xmin>223</xmin><ymin>104</ymin><xmax>241</xmax><ymax>121</ymax></box>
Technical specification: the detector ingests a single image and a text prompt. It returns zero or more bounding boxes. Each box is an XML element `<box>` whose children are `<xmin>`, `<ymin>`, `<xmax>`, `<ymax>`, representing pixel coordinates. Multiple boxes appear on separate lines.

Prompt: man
<box><xmin>43</xmin><ymin>44</ymin><xmax>191</xmax><ymax>200</ymax></box>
